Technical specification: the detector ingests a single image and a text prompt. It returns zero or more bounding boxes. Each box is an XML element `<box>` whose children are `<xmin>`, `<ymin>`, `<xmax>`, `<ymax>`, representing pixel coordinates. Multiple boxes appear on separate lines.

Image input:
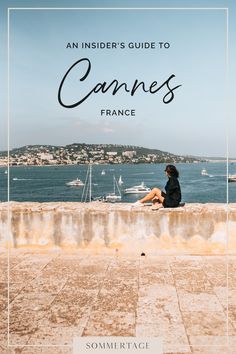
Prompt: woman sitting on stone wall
<box><xmin>132</xmin><ymin>164</ymin><xmax>181</xmax><ymax>209</ymax></box>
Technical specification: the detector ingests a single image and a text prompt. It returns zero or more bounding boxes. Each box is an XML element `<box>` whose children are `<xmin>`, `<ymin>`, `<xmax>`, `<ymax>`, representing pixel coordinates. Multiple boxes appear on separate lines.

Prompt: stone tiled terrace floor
<box><xmin>0</xmin><ymin>249</ymin><xmax>236</xmax><ymax>354</ymax></box>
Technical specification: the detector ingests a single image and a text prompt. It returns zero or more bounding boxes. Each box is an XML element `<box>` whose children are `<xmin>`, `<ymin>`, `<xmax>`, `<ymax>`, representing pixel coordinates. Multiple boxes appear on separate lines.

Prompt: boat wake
<box><xmin>132</xmin><ymin>172</ymin><xmax>155</xmax><ymax>175</ymax></box>
<box><xmin>12</xmin><ymin>178</ymin><xmax>34</xmax><ymax>181</ymax></box>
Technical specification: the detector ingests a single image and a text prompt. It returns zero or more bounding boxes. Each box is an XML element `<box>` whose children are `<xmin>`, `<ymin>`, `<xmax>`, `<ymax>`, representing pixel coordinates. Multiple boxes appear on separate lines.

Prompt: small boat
<box><xmin>124</xmin><ymin>182</ymin><xmax>151</xmax><ymax>194</ymax></box>
<box><xmin>66</xmin><ymin>178</ymin><xmax>84</xmax><ymax>186</ymax></box>
<box><xmin>4</xmin><ymin>170</ymin><xmax>7</xmax><ymax>174</ymax></box>
<box><xmin>12</xmin><ymin>177</ymin><xmax>18</xmax><ymax>181</ymax></box>
<box><xmin>105</xmin><ymin>176</ymin><xmax>122</xmax><ymax>202</ymax></box>
<box><xmin>118</xmin><ymin>175</ymin><xmax>123</xmax><ymax>185</ymax></box>
<box><xmin>101</xmin><ymin>170</ymin><xmax>106</xmax><ymax>176</ymax></box>
<box><xmin>228</xmin><ymin>174</ymin><xmax>236</xmax><ymax>182</ymax></box>
<box><xmin>201</xmin><ymin>169</ymin><xmax>208</xmax><ymax>176</ymax></box>
<box><xmin>105</xmin><ymin>193</ymin><xmax>122</xmax><ymax>203</ymax></box>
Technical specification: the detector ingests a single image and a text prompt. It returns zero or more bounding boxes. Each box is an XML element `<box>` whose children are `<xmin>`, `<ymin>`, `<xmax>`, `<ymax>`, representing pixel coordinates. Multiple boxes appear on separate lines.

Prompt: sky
<box><xmin>0</xmin><ymin>0</ymin><xmax>236</xmax><ymax>157</ymax></box>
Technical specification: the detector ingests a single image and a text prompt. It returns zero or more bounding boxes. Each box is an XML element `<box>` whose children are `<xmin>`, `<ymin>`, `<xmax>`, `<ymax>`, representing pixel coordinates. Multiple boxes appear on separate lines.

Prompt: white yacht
<box><xmin>124</xmin><ymin>182</ymin><xmax>151</xmax><ymax>194</ymax></box>
<box><xmin>201</xmin><ymin>169</ymin><xmax>208</xmax><ymax>176</ymax></box>
<box><xmin>105</xmin><ymin>176</ymin><xmax>122</xmax><ymax>202</ymax></box>
<box><xmin>101</xmin><ymin>170</ymin><xmax>106</xmax><ymax>176</ymax></box>
<box><xmin>228</xmin><ymin>174</ymin><xmax>236</xmax><ymax>182</ymax></box>
<box><xmin>105</xmin><ymin>193</ymin><xmax>122</xmax><ymax>203</ymax></box>
<box><xmin>66</xmin><ymin>178</ymin><xmax>84</xmax><ymax>186</ymax></box>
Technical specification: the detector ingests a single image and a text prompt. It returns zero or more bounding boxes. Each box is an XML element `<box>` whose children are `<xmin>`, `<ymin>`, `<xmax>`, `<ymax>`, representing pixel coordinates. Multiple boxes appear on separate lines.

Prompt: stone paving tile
<box><xmin>177</xmin><ymin>290</ymin><xmax>224</xmax><ymax>312</ymax></box>
<box><xmin>171</xmin><ymin>256</ymin><xmax>204</xmax><ymax>270</ymax></box>
<box><xmin>191</xmin><ymin>346</ymin><xmax>234</xmax><ymax>354</ymax></box>
<box><xmin>213</xmin><ymin>286</ymin><xmax>227</xmax><ymax>310</ymax></box>
<box><xmin>190</xmin><ymin>335</ymin><xmax>236</xmax><ymax>352</ymax></box>
<box><xmin>9</xmin><ymin>306</ymin><xmax>46</xmax><ymax>342</ymax></box>
<box><xmin>228</xmin><ymin>289</ymin><xmax>236</xmax><ymax>306</ymax></box>
<box><xmin>203</xmin><ymin>257</ymin><xmax>227</xmax><ymax>286</ymax></box>
<box><xmin>229</xmin><ymin>276</ymin><xmax>236</xmax><ymax>290</ymax></box>
<box><xmin>163</xmin><ymin>350</ymin><xmax>192</xmax><ymax>353</ymax></box>
<box><xmin>46</xmin><ymin>290</ymin><xmax>97</xmax><ymax>326</ymax></box>
<box><xmin>0</xmin><ymin>257</ymin><xmax>7</xmax><ymax>282</ymax></box>
<box><xmin>231</xmin><ymin>322</ymin><xmax>236</xmax><ymax>335</ymax></box>
<box><xmin>229</xmin><ymin>285</ymin><xmax>236</xmax><ymax>324</ymax></box>
<box><xmin>8</xmin><ymin>254</ymin><xmax>30</xmax><ymax>272</ymax></box>
<box><xmin>0</xmin><ymin>317</ymin><xmax>7</xmax><ymax>348</ymax></box>
<box><xmin>136</xmin><ymin>323</ymin><xmax>190</xmax><ymax>352</ymax></box>
<box><xmin>41</xmin><ymin>305</ymin><xmax>90</xmax><ymax>328</ymax></box>
<box><xmin>182</xmin><ymin>311</ymin><xmax>229</xmax><ymax>336</ymax></box>
<box><xmin>137</xmin><ymin>284</ymin><xmax>182</xmax><ymax>324</ymax></box>
<box><xmin>189</xmin><ymin>335</ymin><xmax>228</xmax><ymax>346</ymax></box>
<box><xmin>0</xmin><ymin>248</ymin><xmax>7</xmax><ymax>352</ymax></box>
<box><xmin>9</xmin><ymin>333</ymin><xmax>31</xmax><ymax>346</ymax></box>
<box><xmin>9</xmin><ymin>283</ymin><xmax>29</xmax><ymax>302</ymax></box>
<box><xmin>27</xmin><ymin>323</ymin><xmax>85</xmax><ymax>345</ymax></box>
<box><xmin>229</xmin><ymin>336</ymin><xmax>236</xmax><ymax>346</ymax></box>
<box><xmin>83</xmin><ymin>310</ymin><xmax>136</xmax><ymax>336</ymax></box>
<box><xmin>21</xmin><ymin>277</ymin><xmax>67</xmax><ymax>296</ymax></box>
<box><xmin>9</xmin><ymin>269</ymin><xmax>38</xmax><ymax>284</ymax></box>
<box><xmin>0</xmin><ymin>308</ymin><xmax>7</xmax><ymax>323</ymax></box>
<box><xmin>140</xmin><ymin>255</ymin><xmax>174</xmax><ymax>264</ymax></box>
<box><xmin>105</xmin><ymin>260</ymin><xmax>139</xmax><ymax>279</ymax></box>
<box><xmin>139</xmin><ymin>263</ymin><xmax>175</xmax><ymax>287</ymax></box>
<box><xmin>229</xmin><ymin>308</ymin><xmax>236</xmax><ymax>323</ymax></box>
<box><xmin>7</xmin><ymin>346</ymin><xmax>72</xmax><ymax>353</ymax></box>
<box><xmin>13</xmin><ymin>258</ymin><xmax>54</xmax><ymax>270</ymax></box>
<box><xmin>105</xmin><ymin>267</ymin><xmax>139</xmax><ymax>280</ymax></box>
<box><xmin>228</xmin><ymin>257</ymin><xmax>236</xmax><ymax>315</ymax></box>
<box><xmin>53</xmin><ymin>285</ymin><xmax>98</xmax><ymax>304</ymax></box>
<box><xmin>173</xmin><ymin>270</ymin><xmax>213</xmax><ymax>293</ymax></box>
<box><xmin>0</xmin><ymin>345</ymin><xmax>7</xmax><ymax>354</ymax></box>
<box><xmin>93</xmin><ymin>286</ymin><xmax>138</xmax><ymax>313</ymax></box>
<box><xmin>229</xmin><ymin>257</ymin><xmax>236</xmax><ymax>289</ymax></box>
<box><xmin>139</xmin><ymin>259</ymin><xmax>172</xmax><ymax>271</ymax></box>
<box><xmin>66</xmin><ymin>274</ymin><xmax>104</xmax><ymax>290</ymax></box>
<box><xmin>0</xmin><ymin>282</ymin><xmax>7</xmax><ymax>310</ymax></box>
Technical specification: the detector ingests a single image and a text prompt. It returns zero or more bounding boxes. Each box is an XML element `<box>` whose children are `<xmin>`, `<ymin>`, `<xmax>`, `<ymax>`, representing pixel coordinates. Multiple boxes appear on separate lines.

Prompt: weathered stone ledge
<box><xmin>0</xmin><ymin>202</ymin><xmax>236</xmax><ymax>254</ymax></box>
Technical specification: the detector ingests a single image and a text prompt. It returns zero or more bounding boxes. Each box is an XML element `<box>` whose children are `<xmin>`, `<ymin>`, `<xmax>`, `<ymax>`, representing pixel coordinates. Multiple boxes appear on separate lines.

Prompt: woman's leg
<box><xmin>152</xmin><ymin>196</ymin><xmax>160</xmax><ymax>204</ymax></box>
<box><xmin>139</xmin><ymin>188</ymin><xmax>164</xmax><ymax>203</ymax></box>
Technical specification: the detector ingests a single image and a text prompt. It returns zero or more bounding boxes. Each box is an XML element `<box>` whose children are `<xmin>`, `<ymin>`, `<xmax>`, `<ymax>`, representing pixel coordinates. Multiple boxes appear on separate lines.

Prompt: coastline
<box><xmin>0</xmin><ymin>160</ymin><xmax>233</xmax><ymax>168</ymax></box>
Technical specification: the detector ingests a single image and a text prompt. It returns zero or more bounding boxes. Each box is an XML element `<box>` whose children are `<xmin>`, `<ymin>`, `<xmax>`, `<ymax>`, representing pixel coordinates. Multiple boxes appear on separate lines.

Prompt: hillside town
<box><xmin>0</xmin><ymin>144</ymin><xmax>199</xmax><ymax>166</ymax></box>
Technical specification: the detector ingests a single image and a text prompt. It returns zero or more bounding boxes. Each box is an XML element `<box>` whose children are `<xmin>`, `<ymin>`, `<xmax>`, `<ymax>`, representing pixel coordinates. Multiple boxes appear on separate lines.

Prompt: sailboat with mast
<box><xmin>105</xmin><ymin>176</ymin><xmax>122</xmax><ymax>203</ymax></box>
<box><xmin>118</xmin><ymin>175</ymin><xmax>123</xmax><ymax>185</ymax></box>
<box><xmin>81</xmin><ymin>164</ymin><xmax>93</xmax><ymax>202</ymax></box>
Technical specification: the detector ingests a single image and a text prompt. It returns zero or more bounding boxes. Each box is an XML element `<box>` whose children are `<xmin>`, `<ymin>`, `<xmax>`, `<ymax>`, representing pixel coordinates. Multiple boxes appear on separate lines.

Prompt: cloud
<box><xmin>103</xmin><ymin>127</ymin><xmax>114</xmax><ymax>133</ymax></box>
<box><xmin>74</xmin><ymin>118</ymin><xmax>115</xmax><ymax>133</ymax></box>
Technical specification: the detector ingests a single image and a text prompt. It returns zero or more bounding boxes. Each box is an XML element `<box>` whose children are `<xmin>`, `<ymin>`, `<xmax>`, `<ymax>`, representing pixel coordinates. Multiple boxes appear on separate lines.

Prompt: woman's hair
<box><xmin>165</xmin><ymin>165</ymin><xmax>179</xmax><ymax>178</ymax></box>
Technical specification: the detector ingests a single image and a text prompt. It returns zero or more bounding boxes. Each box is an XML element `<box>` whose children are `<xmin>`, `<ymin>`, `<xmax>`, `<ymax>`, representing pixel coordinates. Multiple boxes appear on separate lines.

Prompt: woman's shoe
<box><xmin>131</xmin><ymin>201</ymin><xmax>144</xmax><ymax>208</ymax></box>
<box><xmin>151</xmin><ymin>204</ymin><xmax>163</xmax><ymax>210</ymax></box>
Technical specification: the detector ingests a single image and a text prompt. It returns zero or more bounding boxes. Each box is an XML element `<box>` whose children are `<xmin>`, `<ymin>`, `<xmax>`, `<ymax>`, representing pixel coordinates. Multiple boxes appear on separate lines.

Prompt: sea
<box><xmin>0</xmin><ymin>162</ymin><xmax>236</xmax><ymax>203</ymax></box>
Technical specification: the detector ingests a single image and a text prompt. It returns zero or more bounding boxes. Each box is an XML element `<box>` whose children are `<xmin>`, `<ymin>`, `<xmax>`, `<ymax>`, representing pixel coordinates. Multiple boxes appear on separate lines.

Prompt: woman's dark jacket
<box><xmin>161</xmin><ymin>176</ymin><xmax>181</xmax><ymax>208</ymax></box>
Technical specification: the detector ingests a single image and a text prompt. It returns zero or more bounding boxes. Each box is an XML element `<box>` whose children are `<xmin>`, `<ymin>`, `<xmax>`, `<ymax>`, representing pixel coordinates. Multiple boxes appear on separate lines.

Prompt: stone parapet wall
<box><xmin>0</xmin><ymin>202</ymin><xmax>236</xmax><ymax>254</ymax></box>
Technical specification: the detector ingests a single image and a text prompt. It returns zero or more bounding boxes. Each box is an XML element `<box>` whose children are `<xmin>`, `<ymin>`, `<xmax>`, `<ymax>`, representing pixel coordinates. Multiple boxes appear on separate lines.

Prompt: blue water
<box><xmin>0</xmin><ymin>162</ymin><xmax>235</xmax><ymax>203</ymax></box>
